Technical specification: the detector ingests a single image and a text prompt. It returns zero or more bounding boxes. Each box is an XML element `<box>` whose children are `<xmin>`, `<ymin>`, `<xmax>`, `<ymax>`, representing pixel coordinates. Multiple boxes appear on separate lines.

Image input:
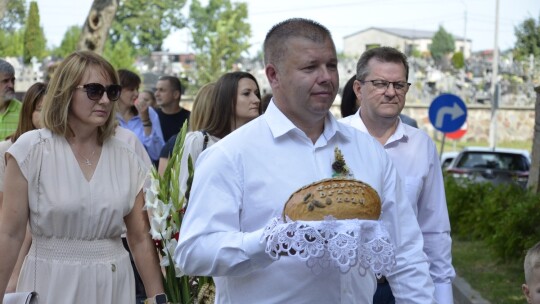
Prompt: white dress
<box><xmin>9</xmin><ymin>128</ymin><xmax>149</xmax><ymax>303</ymax></box>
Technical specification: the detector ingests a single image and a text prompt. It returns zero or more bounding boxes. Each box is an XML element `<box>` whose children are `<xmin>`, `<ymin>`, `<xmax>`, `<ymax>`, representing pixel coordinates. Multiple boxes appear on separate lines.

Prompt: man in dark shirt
<box><xmin>154</xmin><ymin>75</ymin><xmax>190</xmax><ymax>141</ymax></box>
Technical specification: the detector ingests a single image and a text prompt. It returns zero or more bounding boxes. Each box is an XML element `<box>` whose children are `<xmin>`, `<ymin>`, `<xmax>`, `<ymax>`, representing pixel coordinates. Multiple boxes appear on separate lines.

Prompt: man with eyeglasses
<box><xmin>340</xmin><ymin>46</ymin><xmax>455</xmax><ymax>304</ymax></box>
<box><xmin>0</xmin><ymin>59</ymin><xmax>22</xmax><ymax>139</ymax></box>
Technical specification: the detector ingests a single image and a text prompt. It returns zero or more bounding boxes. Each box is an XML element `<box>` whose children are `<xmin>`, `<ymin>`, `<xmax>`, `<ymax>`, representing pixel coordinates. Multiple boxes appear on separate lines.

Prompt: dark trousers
<box><xmin>373</xmin><ymin>281</ymin><xmax>395</xmax><ymax>304</ymax></box>
<box><xmin>122</xmin><ymin>237</ymin><xmax>147</xmax><ymax>304</ymax></box>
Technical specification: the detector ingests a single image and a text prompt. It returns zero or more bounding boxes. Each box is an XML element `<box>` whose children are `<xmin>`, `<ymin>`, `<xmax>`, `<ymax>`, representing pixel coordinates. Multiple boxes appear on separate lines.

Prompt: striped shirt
<box><xmin>0</xmin><ymin>99</ymin><xmax>22</xmax><ymax>140</ymax></box>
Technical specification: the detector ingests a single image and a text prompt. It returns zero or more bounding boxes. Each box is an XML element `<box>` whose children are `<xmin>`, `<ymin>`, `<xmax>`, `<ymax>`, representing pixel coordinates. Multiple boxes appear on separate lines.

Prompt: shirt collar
<box><xmin>263</xmin><ymin>99</ymin><xmax>350</xmax><ymax>143</ymax></box>
<box><xmin>350</xmin><ymin>108</ymin><xmax>409</xmax><ymax>146</ymax></box>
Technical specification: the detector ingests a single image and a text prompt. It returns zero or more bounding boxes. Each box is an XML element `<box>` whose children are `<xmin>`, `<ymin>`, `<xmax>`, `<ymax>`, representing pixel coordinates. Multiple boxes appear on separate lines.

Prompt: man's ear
<box><xmin>265</xmin><ymin>64</ymin><xmax>279</xmax><ymax>89</ymax></box>
<box><xmin>353</xmin><ymin>79</ymin><xmax>362</xmax><ymax>106</ymax></box>
<box><xmin>522</xmin><ymin>283</ymin><xmax>532</xmax><ymax>303</ymax></box>
<box><xmin>174</xmin><ymin>90</ymin><xmax>181</xmax><ymax>101</ymax></box>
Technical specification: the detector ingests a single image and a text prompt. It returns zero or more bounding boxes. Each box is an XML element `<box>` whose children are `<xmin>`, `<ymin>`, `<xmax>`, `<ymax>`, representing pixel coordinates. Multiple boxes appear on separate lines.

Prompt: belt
<box><xmin>377</xmin><ymin>276</ymin><xmax>387</xmax><ymax>284</ymax></box>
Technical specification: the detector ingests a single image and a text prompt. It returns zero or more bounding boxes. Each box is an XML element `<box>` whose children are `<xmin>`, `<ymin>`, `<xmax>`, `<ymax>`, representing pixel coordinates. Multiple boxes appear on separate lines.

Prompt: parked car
<box><xmin>440</xmin><ymin>151</ymin><xmax>459</xmax><ymax>169</ymax></box>
<box><xmin>444</xmin><ymin>147</ymin><xmax>531</xmax><ymax>188</ymax></box>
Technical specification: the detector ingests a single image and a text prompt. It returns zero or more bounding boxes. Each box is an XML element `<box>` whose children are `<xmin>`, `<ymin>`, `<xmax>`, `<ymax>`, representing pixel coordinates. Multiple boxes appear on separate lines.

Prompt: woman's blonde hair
<box><xmin>189</xmin><ymin>82</ymin><xmax>216</xmax><ymax>131</ymax></box>
<box><xmin>41</xmin><ymin>51</ymin><xmax>119</xmax><ymax>143</ymax></box>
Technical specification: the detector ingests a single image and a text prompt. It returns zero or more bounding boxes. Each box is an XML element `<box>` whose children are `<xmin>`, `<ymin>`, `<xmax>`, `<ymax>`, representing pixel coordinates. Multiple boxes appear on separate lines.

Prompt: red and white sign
<box><xmin>446</xmin><ymin>122</ymin><xmax>467</xmax><ymax>140</ymax></box>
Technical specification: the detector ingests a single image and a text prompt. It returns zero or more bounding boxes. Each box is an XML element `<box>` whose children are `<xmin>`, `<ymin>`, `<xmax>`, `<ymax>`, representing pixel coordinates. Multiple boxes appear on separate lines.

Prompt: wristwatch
<box><xmin>144</xmin><ymin>293</ymin><xmax>168</xmax><ymax>304</ymax></box>
<box><xmin>154</xmin><ymin>293</ymin><xmax>168</xmax><ymax>304</ymax></box>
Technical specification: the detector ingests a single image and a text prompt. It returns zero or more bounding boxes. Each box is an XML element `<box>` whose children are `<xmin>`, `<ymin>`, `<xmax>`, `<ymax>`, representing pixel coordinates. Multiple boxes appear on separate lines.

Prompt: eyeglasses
<box><xmin>360</xmin><ymin>80</ymin><xmax>411</xmax><ymax>93</ymax></box>
<box><xmin>76</xmin><ymin>83</ymin><xmax>122</xmax><ymax>101</ymax></box>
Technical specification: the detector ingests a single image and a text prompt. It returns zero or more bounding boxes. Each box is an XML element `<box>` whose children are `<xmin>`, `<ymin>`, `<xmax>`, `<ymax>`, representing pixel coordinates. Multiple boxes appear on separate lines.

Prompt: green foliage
<box><xmin>110</xmin><ymin>0</ymin><xmax>186</xmax><ymax>56</ymax></box>
<box><xmin>52</xmin><ymin>26</ymin><xmax>81</xmax><ymax>58</ymax></box>
<box><xmin>429</xmin><ymin>25</ymin><xmax>455</xmax><ymax>62</ymax></box>
<box><xmin>513</xmin><ymin>14</ymin><xmax>540</xmax><ymax>60</ymax></box>
<box><xmin>103</xmin><ymin>37</ymin><xmax>137</xmax><ymax>70</ymax></box>
<box><xmin>0</xmin><ymin>0</ymin><xmax>26</xmax><ymax>31</ymax></box>
<box><xmin>23</xmin><ymin>1</ymin><xmax>46</xmax><ymax>64</ymax></box>
<box><xmin>189</xmin><ymin>0</ymin><xmax>251</xmax><ymax>86</ymax></box>
<box><xmin>451</xmin><ymin>51</ymin><xmax>465</xmax><ymax>69</ymax></box>
<box><xmin>0</xmin><ymin>28</ymin><xmax>24</xmax><ymax>56</ymax></box>
<box><xmin>445</xmin><ymin>177</ymin><xmax>540</xmax><ymax>261</ymax></box>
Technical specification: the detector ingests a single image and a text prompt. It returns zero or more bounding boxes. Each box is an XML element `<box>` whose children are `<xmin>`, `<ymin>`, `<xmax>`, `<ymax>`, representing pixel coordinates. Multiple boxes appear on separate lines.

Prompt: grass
<box><xmin>452</xmin><ymin>238</ymin><xmax>526</xmax><ymax>304</ymax></box>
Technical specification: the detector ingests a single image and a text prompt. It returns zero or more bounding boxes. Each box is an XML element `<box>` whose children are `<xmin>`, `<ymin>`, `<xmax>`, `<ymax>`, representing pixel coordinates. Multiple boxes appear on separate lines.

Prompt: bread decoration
<box><xmin>282</xmin><ymin>147</ymin><xmax>381</xmax><ymax>221</ymax></box>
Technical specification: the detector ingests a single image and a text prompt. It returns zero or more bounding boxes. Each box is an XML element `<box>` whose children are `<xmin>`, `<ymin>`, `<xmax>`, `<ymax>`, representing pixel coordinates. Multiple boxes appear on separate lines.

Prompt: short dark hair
<box><xmin>356</xmin><ymin>47</ymin><xmax>409</xmax><ymax>82</ymax></box>
<box><xmin>117</xmin><ymin>69</ymin><xmax>141</xmax><ymax>90</ymax></box>
<box><xmin>263</xmin><ymin>18</ymin><xmax>333</xmax><ymax>66</ymax></box>
<box><xmin>158</xmin><ymin>75</ymin><xmax>183</xmax><ymax>95</ymax></box>
<box><xmin>340</xmin><ymin>75</ymin><xmax>358</xmax><ymax>117</ymax></box>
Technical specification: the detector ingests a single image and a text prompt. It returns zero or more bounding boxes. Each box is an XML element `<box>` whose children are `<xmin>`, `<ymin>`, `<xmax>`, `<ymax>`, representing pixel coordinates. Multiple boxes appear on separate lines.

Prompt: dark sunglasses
<box><xmin>76</xmin><ymin>83</ymin><xmax>122</xmax><ymax>101</ymax></box>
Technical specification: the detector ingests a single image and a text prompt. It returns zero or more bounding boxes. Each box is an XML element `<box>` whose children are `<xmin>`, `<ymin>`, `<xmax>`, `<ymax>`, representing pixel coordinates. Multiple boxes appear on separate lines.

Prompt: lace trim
<box><xmin>263</xmin><ymin>216</ymin><xmax>395</xmax><ymax>276</ymax></box>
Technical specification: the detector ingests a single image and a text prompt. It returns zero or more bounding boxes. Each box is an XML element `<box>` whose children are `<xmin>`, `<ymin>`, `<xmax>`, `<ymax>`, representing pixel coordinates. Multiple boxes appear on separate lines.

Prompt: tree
<box><xmin>0</xmin><ymin>0</ymin><xmax>25</xmax><ymax>31</ymax></box>
<box><xmin>78</xmin><ymin>0</ymin><xmax>118</xmax><ymax>54</ymax></box>
<box><xmin>513</xmin><ymin>15</ymin><xmax>540</xmax><ymax>60</ymax></box>
<box><xmin>110</xmin><ymin>0</ymin><xmax>186</xmax><ymax>56</ymax></box>
<box><xmin>52</xmin><ymin>26</ymin><xmax>82</xmax><ymax>58</ymax></box>
<box><xmin>103</xmin><ymin>36</ymin><xmax>137</xmax><ymax>70</ymax></box>
<box><xmin>23</xmin><ymin>1</ymin><xmax>46</xmax><ymax>64</ymax></box>
<box><xmin>451</xmin><ymin>51</ymin><xmax>465</xmax><ymax>69</ymax></box>
<box><xmin>429</xmin><ymin>25</ymin><xmax>455</xmax><ymax>67</ymax></box>
<box><xmin>0</xmin><ymin>29</ymin><xmax>24</xmax><ymax>56</ymax></box>
<box><xmin>0</xmin><ymin>0</ymin><xmax>25</xmax><ymax>56</ymax></box>
<box><xmin>189</xmin><ymin>0</ymin><xmax>251</xmax><ymax>86</ymax></box>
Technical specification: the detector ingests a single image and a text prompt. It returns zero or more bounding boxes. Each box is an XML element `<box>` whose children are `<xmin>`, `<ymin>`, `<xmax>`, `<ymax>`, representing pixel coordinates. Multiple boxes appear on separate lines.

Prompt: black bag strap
<box><xmin>201</xmin><ymin>130</ymin><xmax>209</xmax><ymax>151</ymax></box>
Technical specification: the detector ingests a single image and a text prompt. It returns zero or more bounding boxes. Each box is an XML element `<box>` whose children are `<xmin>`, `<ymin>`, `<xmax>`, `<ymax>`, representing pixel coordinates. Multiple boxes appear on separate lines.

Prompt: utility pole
<box><xmin>489</xmin><ymin>0</ymin><xmax>500</xmax><ymax>149</ymax></box>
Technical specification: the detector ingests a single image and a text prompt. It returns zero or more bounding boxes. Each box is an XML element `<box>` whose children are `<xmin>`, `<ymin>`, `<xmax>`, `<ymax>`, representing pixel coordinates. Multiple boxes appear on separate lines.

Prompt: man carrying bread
<box><xmin>340</xmin><ymin>47</ymin><xmax>455</xmax><ymax>304</ymax></box>
<box><xmin>174</xmin><ymin>18</ymin><xmax>436</xmax><ymax>303</ymax></box>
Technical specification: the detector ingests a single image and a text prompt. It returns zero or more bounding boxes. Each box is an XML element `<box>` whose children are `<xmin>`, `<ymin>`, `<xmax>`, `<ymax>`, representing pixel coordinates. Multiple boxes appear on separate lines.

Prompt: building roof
<box><xmin>344</xmin><ymin>27</ymin><xmax>467</xmax><ymax>41</ymax></box>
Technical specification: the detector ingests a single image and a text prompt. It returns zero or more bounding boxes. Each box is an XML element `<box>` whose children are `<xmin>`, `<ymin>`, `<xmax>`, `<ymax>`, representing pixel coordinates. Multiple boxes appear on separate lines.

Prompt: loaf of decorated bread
<box><xmin>282</xmin><ymin>178</ymin><xmax>381</xmax><ymax>221</ymax></box>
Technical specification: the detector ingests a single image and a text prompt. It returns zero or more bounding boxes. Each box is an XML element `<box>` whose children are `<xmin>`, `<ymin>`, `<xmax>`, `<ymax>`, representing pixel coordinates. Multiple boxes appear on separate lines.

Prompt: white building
<box><xmin>343</xmin><ymin>27</ymin><xmax>471</xmax><ymax>59</ymax></box>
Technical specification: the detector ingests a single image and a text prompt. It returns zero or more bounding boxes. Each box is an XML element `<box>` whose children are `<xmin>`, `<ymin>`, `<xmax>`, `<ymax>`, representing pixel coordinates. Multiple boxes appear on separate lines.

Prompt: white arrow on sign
<box><xmin>435</xmin><ymin>103</ymin><xmax>465</xmax><ymax>128</ymax></box>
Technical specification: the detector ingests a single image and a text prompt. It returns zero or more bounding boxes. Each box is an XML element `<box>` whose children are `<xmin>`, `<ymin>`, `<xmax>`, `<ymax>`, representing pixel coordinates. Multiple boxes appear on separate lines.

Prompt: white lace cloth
<box><xmin>263</xmin><ymin>216</ymin><xmax>395</xmax><ymax>276</ymax></box>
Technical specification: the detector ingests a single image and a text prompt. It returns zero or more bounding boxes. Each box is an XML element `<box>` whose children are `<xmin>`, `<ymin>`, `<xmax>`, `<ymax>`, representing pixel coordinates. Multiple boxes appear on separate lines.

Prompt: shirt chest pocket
<box><xmin>404</xmin><ymin>176</ymin><xmax>423</xmax><ymax>216</ymax></box>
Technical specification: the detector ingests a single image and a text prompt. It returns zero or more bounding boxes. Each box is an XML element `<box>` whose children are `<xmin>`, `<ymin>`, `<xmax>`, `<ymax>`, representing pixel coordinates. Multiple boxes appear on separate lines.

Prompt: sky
<box><xmin>31</xmin><ymin>0</ymin><xmax>540</xmax><ymax>56</ymax></box>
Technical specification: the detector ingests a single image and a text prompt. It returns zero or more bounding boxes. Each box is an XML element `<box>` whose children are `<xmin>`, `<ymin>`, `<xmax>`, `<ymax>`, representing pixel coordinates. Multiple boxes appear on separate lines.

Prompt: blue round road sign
<box><xmin>428</xmin><ymin>93</ymin><xmax>467</xmax><ymax>133</ymax></box>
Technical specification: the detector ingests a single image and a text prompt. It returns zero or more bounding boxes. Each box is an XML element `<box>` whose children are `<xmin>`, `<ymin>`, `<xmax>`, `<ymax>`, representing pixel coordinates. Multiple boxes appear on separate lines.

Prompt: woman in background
<box><xmin>178</xmin><ymin>71</ymin><xmax>261</xmax><ymax>197</ymax></box>
<box><xmin>0</xmin><ymin>82</ymin><xmax>46</xmax><ymax>292</ymax></box>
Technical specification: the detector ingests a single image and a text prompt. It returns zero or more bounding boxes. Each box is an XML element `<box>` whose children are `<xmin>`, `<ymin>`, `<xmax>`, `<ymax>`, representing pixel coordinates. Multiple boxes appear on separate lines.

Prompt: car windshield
<box><xmin>456</xmin><ymin>152</ymin><xmax>529</xmax><ymax>171</ymax></box>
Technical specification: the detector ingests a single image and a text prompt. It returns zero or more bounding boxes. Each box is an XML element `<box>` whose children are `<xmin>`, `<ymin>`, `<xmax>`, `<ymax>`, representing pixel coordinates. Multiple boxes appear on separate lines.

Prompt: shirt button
<box><xmin>111</xmin><ymin>263</ymin><xmax>116</xmax><ymax>272</ymax></box>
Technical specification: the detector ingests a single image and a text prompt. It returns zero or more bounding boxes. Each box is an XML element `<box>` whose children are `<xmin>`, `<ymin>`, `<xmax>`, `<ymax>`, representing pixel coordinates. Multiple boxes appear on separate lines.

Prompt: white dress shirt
<box><xmin>340</xmin><ymin>109</ymin><xmax>455</xmax><ymax>304</ymax></box>
<box><xmin>174</xmin><ymin>102</ymin><xmax>435</xmax><ymax>304</ymax></box>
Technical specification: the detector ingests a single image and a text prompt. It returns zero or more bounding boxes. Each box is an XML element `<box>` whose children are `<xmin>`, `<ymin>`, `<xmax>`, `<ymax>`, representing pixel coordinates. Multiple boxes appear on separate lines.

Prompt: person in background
<box><xmin>174</xmin><ymin>18</ymin><xmax>435</xmax><ymax>303</ymax></box>
<box><xmin>0</xmin><ymin>82</ymin><xmax>46</xmax><ymax>293</ymax></box>
<box><xmin>157</xmin><ymin>82</ymin><xmax>216</xmax><ymax>176</ymax></box>
<box><xmin>0</xmin><ymin>59</ymin><xmax>22</xmax><ymax>139</ymax></box>
<box><xmin>116</xmin><ymin>69</ymin><xmax>164</xmax><ymax>164</ymax></box>
<box><xmin>340</xmin><ymin>46</ymin><xmax>454</xmax><ymax>304</ymax></box>
<box><xmin>154</xmin><ymin>76</ymin><xmax>190</xmax><ymax>142</ymax></box>
<box><xmin>340</xmin><ymin>74</ymin><xmax>418</xmax><ymax>128</ymax></box>
<box><xmin>0</xmin><ymin>51</ymin><xmax>165</xmax><ymax>304</ymax></box>
<box><xmin>523</xmin><ymin>241</ymin><xmax>540</xmax><ymax>304</ymax></box>
<box><xmin>177</xmin><ymin>72</ymin><xmax>261</xmax><ymax>196</ymax></box>
<box><xmin>138</xmin><ymin>90</ymin><xmax>158</xmax><ymax>110</ymax></box>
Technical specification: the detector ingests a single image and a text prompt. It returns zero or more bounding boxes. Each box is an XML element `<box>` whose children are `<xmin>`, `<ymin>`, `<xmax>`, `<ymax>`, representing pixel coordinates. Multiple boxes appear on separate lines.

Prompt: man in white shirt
<box><xmin>174</xmin><ymin>19</ymin><xmax>435</xmax><ymax>303</ymax></box>
<box><xmin>340</xmin><ymin>46</ymin><xmax>455</xmax><ymax>304</ymax></box>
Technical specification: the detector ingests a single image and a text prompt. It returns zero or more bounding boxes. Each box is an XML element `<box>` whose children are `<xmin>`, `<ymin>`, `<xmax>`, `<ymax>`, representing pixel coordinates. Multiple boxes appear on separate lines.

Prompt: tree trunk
<box><xmin>527</xmin><ymin>85</ymin><xmax>540</xmax><ymax>193</ymax></box>
<box><xmin>0</xmin><ymin>0</ymin><xmax>8</xmax><ymax>20</ymax></box>
<box><xmin>77</xmin><ymin>0</ymin><xmax>118</xmax><ymax>54</ymax></box>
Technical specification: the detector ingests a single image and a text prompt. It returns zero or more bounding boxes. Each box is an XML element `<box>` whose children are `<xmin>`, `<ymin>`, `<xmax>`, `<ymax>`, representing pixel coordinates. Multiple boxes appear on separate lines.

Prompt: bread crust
<box><xmin>283</xmin><ymin>178</ymin><xmax>381</xmax><ymax>221</ymax></box>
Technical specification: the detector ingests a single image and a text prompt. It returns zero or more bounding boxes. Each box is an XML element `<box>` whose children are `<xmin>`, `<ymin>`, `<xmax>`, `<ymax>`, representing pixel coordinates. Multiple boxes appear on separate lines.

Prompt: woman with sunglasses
<box><xmin>0</xmin><ymin>51</ymin><xmax>165</xmax><ymax>303</ymax></box>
